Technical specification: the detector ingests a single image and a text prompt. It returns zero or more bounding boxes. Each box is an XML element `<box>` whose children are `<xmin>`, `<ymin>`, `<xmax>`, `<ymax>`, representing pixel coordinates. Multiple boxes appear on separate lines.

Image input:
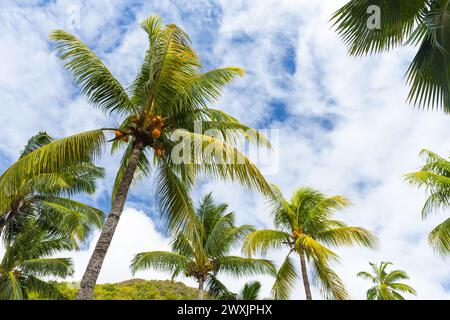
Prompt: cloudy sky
<box><xmin>1</xmin><ymin>0</ymin><xmax>450</xmax><ymax>299</ymax></box>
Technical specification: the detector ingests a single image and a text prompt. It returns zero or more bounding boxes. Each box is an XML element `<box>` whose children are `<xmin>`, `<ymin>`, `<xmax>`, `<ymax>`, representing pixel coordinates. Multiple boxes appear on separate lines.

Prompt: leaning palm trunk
<box><xmin>299</xmin><ymin>251</ymin><xmax>312</xmax><ymax>300</ymax></box>
<box><xmin>76</xmin><ymin>142</ymin><xmax>144</xmax><ymax>300</ymax></box>
<box><xmin>198</xmin><ymin>279</ymin><xmax>204</xmax><ymax>300</ymax></box>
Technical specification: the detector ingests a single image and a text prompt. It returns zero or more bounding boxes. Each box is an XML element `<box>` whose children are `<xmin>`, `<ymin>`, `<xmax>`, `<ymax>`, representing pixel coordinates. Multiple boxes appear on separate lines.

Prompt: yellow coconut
<box><xmin>115</xmin><ymin>130</ymin><xmax>124</xmax><ymax>138</ymax></box>
<box><xmin>155</xmin><ymin>148</ymin><xmax>163</xmax><ymax>157</ymax></box>
<box><xmin>151</xmin><ymin>128</ymin><xmax>161</xmax><ymax>139</ymax></box>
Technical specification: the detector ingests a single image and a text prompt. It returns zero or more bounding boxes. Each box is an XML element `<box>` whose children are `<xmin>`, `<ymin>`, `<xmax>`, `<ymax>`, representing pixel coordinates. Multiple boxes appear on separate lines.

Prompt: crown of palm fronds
<box><xmin>405</xmin><ymin>149</ymin><xmax>450</xmax><ymax>255</ymax></box>
<box><xmin>0</xmin><ymin>132</ymin><xmax>105</xmax><ymax>247</ymax></box>
<box><xmin>244</xmin><ymin>185</ymin><xmax>377</xmax><ymax>300</ymax></box>
<box><xmin>130</xmin><ymin>194</ymin><xmax>275</xmax><ymax>293</ymax></box>
<box><xmin>357</xmin><ymin>261</ymin><xmax>417</xmax><ymax>300</ymax></box>
<box><xmin>0</xmin><ymin>217</ymin><xmax>74</xmax><ymax>300</ymax></box>
<box><xmin>44</xmin><ymin>15</ymin><xmax>274</xmax><ymax>235</ymax></box>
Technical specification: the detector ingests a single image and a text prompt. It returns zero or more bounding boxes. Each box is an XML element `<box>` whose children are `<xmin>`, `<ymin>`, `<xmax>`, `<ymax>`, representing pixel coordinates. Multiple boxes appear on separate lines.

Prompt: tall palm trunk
<box><xmin>76</xmin><ymin>141</ymin><xmax>144</xmax><ymax>300</ymax></box>
<box><xmin>299</xmin><ymin>252</ymin><xmax>312</xmax><ymax>300</ymax></box>
<box><xmin>198</xmin><ymin>278</ymin><xmax>204</xmax><ymax>300</ymax></box>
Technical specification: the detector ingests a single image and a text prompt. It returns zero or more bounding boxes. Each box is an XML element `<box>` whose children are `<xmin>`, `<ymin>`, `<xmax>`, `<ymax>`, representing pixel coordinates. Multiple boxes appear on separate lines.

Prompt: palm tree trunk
<box><xmin>198</xmin><ymin>278</ymin><xmax>204</xmax><ymax>300</ymax></box>
<box><xmin>299</xmin><ymin>252</ymin><xmax>312</xmax><ymax>300</ymax></box>
<box><xmin>76</xmin><ymin>141</ymin><xmax>144</xmax><ymax>300</ymax></box>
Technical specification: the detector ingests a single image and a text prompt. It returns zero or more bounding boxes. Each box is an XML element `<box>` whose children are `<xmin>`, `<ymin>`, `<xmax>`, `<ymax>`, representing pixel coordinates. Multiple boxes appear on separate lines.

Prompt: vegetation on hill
<box><xmin>30</xmin><ymin>279</ymin><xmax>200</xmax><ymax>300</ymax></box>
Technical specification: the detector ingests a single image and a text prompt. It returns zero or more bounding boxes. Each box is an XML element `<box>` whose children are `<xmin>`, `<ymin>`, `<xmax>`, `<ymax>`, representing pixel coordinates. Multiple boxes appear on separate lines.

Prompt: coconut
<box><xmin>155</xmin><ymin>148</ymin><xmax>163</xmax><ymax>157</ymax></box>
<box><xmin>151</xmin><ymin>128</ymin><xmax>161</xmax><ymax>139</ymax></box>
<box><xmin>123</xmin><ymin>136</ymin><xmax>129</xmax><ymax>142</ymax></box>
<box><xmin>114</xmin><ymin>130</ymin><xmax>124</xmax><ymax>138</ymax></box>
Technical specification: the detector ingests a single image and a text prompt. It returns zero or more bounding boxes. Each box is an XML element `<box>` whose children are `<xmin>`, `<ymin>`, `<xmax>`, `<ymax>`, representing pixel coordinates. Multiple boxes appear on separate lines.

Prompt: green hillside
<box><xmin>31</xmin><ymin>279</ymin><xmax>200</xmax><ymax>300</ymax></box>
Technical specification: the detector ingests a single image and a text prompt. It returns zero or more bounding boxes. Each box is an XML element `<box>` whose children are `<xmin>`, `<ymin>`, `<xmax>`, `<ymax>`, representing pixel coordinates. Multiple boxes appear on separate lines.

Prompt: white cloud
<box><xmin>66</xmin><ymin>208</ymin><xmax>173</xmax><ymax>284</ymax></box>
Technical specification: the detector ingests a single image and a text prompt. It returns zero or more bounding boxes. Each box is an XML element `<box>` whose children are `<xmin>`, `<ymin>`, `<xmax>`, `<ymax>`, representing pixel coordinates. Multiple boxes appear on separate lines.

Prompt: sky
<box><xmin>1</xmin><ymin>0</ymin><xmax>450</xmax><ymax>300</ymax></box>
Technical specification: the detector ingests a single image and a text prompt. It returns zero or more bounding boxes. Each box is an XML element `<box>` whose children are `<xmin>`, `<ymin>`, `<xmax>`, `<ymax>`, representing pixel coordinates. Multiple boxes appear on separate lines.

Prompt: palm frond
<box><xmin>130</xmin><ymin>251</ymin><xmax>190</xmax><ymax>275</ymax></box>
<box><xmin>218</xmin><ymin>256</ymin><xmax>276</xmax><ymax>277</ymax></box>
<box><xmin>243</xmin><ymin>230</ymin><xmax>291</xmax><ymax>257</ymax></box>
<box><xmin>331</xmin><ymin>0</ymin><xmax>428</xmax><ymax>56</ymax></box>
<box><xmin>271</xmin><ymin>255</ymin><xmax>297</xmax><ymax>300</ymax></box>
<box><xmin>50</xmin><ymin>30</ymin><xmax>134</xmax><ymax>116</ymax></box>
<box><xmin>428</xmin><ymin>217</ymin><xmax>450</xmax><ymax>255</ymax></box>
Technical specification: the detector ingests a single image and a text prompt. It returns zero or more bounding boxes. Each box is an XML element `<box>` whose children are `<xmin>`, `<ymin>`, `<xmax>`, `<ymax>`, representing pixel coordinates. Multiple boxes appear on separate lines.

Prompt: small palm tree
<box><xmin>405</xmin><ymin>149</ymin><xmax>450</xmax><ymax>255</ymax></box>
<box><xmin>0</xmin><ymin>132</ymin><xmax>105</xmax><ymax>247</ymax></box>
<box><xmin>238</xmin><ymin>281</ymin><xmax>262</xmax><ymax>300</ymax></box>
<box><xmin>332</xmin><ymin>0</ymin><xmax>450</xmax><ymax>113</ymax></box>
<box><xmin>357</xmin><ymin>262</ymin><xmax>417</xmax><ymax>300</ymax></box>
<box><xmin>244</xmin><ymin>186</ymin><xmax>377</xmax><ymax>300</ymax></box>
<box><xmin>131</xmin><ymin>194</ymin><xmax>275</xmax><ymax>300</ymax></box>
<box><xmin>23</xmin><ymin>15</ymin><xmax>276</xmax><ymax>299</ymax></box>
<box><xmin>0</xmin><ymin>217</ymin><xmax>74</xmax><ymax>300</ymax></box>
<box><xmin>209</xmin><ymin>280</ymin><xmax>263</xmax><ymax>300</ymax></box>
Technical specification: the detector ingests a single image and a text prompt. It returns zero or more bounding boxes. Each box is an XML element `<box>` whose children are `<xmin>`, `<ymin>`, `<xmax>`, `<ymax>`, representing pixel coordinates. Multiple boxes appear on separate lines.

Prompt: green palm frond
<box><xmin>357</xmin><ymin>271</ymin><xmax>376</xmax><ymax>282</ymax></box>
<box><xmin>38</xmin><ymin>196</ymin><xmax>105</xmax><ymax>228</ymax></box>
<box><xmin>50</xmin><ymin>30</ymin><xmax>134</xmax><ymax>116</ymax></box>
<box><xmin>21</xmin><ymin>258</ymin><xmax>73</xmax><ymax>278</ymax></box>
<box><xmin>239</xmin><ymin>281</ymin><xmax>262</xmax><ymax>300</ymax></box>
<box><xmin>311</xmin><ymin>258</ymin><xmax>350</xmax><ymax>300</ymax></box>
<box><xmin>26</xmin><ymin>275</ymin><xmax>69</xmax><ymax>300</ymax></box>
<box><xmin>296</xmin><ymin>234</ymin><xmax>339</xmax><ymax>262</ymax></box>
<box><xmin>389</xmin><ymin>282</ymin><xmax>417</xmax><ymax>295</ymax></box>
<box><xmin>218</xmin><ymin>256</ymin><xmax>276</xmax><ymax>277</ymax></box>
<box><xmin>0</xmin><ymin>130</ymin><xmax>106</xmax><ymax>211</ymax></box>
<box><xmin>317</xmin><ymin>226</ymin><xmax>378</xmax><ymax>248</ymax></box>
<box><xmin>206</xmin><ymin>275</ymin><xmax>236</xmax><ymax>300</ymax></box>
<box><xmin>130</xmin><ymin>251</ymin><xmax>190</xmax><ymax>275</ymax></box>
<box><xmin>243</xmin><ymin>230</ymin><xmax>291</xmax><ymax>257</ymax></box>
<box><xmin>331</xmin><ymin>0</ymin><xmax>428</xmax><ymax>56</ymax></box>
<box><xmin>173</xmin><ymin>130</ymin><xmax>274</xmax><ymax>198</ymax></box>
<box><xmin>271</xmin><ymin>255</ymin><xmax>297</xmax><ymax>300</ymax></box>
<box><xmin>428</xmin><ymin>217</ymin><xmax>450</xmax><ymax>255</ymax></box>
<box><xmin>0</xmin><ymin>272</ymin><xmax>25</xmax><ymax>300</ymax></box>
<box><xmin>154</xmin><ymin>159</ymin><xmax>196</xmax><ymax>233</ymax></box>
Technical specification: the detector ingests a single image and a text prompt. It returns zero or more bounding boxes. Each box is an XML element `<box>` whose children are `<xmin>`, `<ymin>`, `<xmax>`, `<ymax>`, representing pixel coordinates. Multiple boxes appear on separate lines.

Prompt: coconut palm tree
<box><xmin>0</xmin><ymin>132</ymin><xmax>105</xmax><ymax>247</ymax></box>
<box><xmin>332</xmin><ymin>0</ymin><xmax>450</xmax><ymax>113</ymax></box>
<box><xmin>405</xmin><ymin>149</ymin><xmax>450</xmax><ymax>255</ymax></box>
<box><xmin>131</xmin><ymin>194</ymin><xmax>275</xmax><ymax>300</ymax></box>
<box><xmin>243</xmin><ymin>185</ymin><xmax>377</xmax><ymax>300</ymax></box>
<box><xmin>357</xmin><ymin>261</ymin><xmax>417</xmax><ymax>300</ymax></box>
<box><xmin>208</xmin><ymin>280</ymin><xmax>263</xmax><ymax>300</ymax></box>
<box><xmin>6</xmin><ymin>15</ymin><xmax>275</xmax><ymax>300</ymax></box>
<box><xmin>0</xmin><ymin>216</ymin><xmax>74</xmax><ymax>300</ymax></box>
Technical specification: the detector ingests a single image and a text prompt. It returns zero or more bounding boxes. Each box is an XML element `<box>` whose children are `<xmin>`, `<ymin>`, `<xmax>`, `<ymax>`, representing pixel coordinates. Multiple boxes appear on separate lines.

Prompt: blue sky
<box><xmin>1</xmin><ymin>0</ymin><xmax>450</xmax><ymax>299</ymax></box>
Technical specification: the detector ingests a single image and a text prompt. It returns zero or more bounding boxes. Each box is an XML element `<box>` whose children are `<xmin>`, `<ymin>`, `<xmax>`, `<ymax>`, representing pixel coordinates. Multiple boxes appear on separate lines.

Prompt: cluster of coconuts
<box><xmin>144</xmin><ymin>113</ymin><xmax>165</xmax><ymax>157</ymax></box>
<box><xmin>293</xmin><ymin>230</ymin><xmax>301</xmax><ymax>239</ymax></box>
<box><xmin>184</xmin><ymin>260</ymin><xmax>217</xmax><ymax>278</ymax></box>
<box><xmin>113</xmin><ymin>113</ymin><xmax>165</xmax><ymax>157</ymax></box>
<box><xmin>114</xmin><ymin>130</ymin><xmax>129</xmax><ymax>142</ymax></box>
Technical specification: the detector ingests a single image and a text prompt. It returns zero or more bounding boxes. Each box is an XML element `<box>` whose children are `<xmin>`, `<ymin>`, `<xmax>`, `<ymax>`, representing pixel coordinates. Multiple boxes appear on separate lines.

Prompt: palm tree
<box><xmin>243</xmin><ymin>186</ymin><xmax>377</xmax><ymax>300</ymax></box>
<box><xmin>209</xmin><ymin>280</ymin><xmax>263</xmax><ymax>300</ymax></box>
<box><xmin>357</xmin><ymin>261</ymin><xmax>417</xmax><ymax>300</ymax></box>
<box><xmin>11</xmin><ymin>15</ymin><xmax>276</xmax><ymax>300</ymax></box>
<box><xmin>332</xmin><ymin>0</ymin><xmax>450</xmax><ymax>113</ymax></box>
<box><xmin>0</xmin><ymin>132</ymin><xmax>105</xmax><ymax>247</ymax></box>
<box><xmin>0</xmin><ymin>216</ymin><xmax>74</xmax><ymax>300</ymax></box>
<box><xmin>405</xmin><ymin>149</ymin><xmax>450</xmax><ymax>255</ymax></box>
<box><xmin>130</xmin><ymin>194</ymin><xmax>275</xmax><ymax>300</ymax></box>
